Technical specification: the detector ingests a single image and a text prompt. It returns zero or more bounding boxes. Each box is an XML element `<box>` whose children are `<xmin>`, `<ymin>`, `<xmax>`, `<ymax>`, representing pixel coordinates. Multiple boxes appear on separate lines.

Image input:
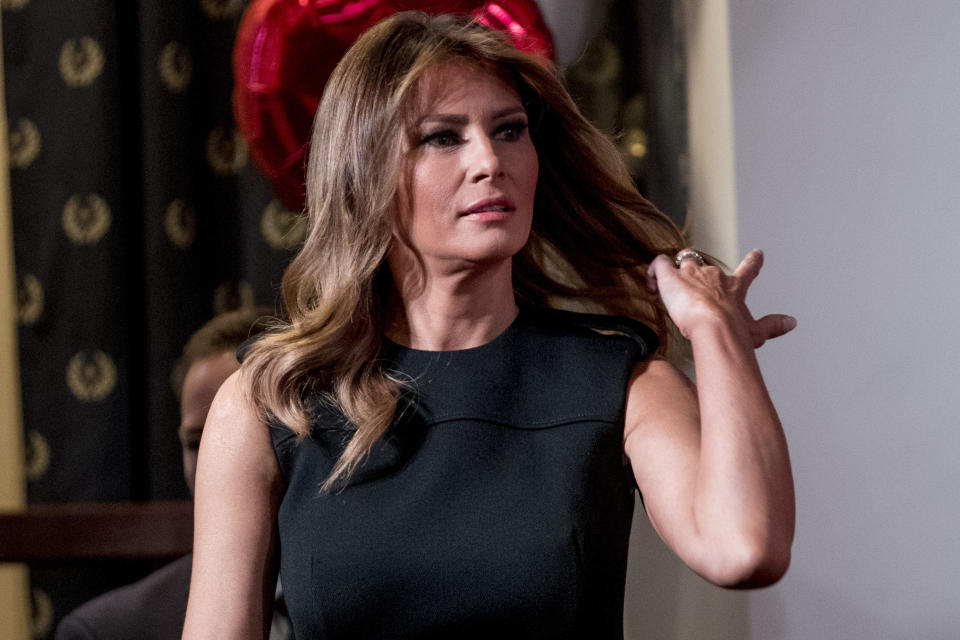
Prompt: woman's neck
<box><xmin>386</xmin><ymin>258</ymin><xmax>518</xmax><ymax>351</ymax></box>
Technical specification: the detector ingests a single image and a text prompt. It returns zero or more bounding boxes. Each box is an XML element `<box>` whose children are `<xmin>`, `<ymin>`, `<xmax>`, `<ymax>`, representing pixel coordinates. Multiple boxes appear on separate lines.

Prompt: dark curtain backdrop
<box><xmin>3</xmin><ymin>0</ymin><xmax>685</xmax><ymax>636</ymax></box>
<box><xmin>3</xmin><ymin>0</ymin><xmax>301</xmax><ymax>635</ymax></box>
<box><xmin>565</xmin><ymin>0</ymin><xmax>688</xmax><ymax>227</ymax></box>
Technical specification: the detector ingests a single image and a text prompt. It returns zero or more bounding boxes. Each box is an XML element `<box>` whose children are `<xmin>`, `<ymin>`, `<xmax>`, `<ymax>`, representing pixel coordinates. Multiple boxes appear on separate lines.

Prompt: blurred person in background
<box><xmin>55</xmin><ymin>307</ymin><xmax>290</xmax><ymax>640</ymax></box>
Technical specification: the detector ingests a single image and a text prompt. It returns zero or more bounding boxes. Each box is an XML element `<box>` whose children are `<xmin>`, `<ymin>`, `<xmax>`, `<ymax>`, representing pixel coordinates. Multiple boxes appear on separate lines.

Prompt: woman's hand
<box><xmin>646</xmin><ymin>249</ymin><xmax>796</xmax><ymax>348</ymax></box>
<box><xmin>628</xmin><ymin>248</ymin><xmax>796</xmax><ymax>588</ymax></box>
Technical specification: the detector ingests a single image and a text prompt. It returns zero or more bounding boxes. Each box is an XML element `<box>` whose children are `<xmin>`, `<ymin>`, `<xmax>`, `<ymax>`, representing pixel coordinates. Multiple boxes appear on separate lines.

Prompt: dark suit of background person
<box><xmin>54</xmin><ymin>308</ymin><xmax>292</xmax><ymax>640</ymax></box>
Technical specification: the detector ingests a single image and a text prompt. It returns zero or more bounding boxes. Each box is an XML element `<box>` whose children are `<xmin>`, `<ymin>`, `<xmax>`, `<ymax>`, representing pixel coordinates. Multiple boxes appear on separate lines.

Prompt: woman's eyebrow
<box><xmin>419</xmin><ymin>114</ymin><xmax>468</xmax><ymax>126</ymax></box>
<box><xmin>418</xmin><ymin>106</ymin><xmax>527</xmax><ymax>126</ymax></box>
<box><xmin>491</xmin><ymin>106</ymin><xmax>527</xmax><ymax>119</ymax></box>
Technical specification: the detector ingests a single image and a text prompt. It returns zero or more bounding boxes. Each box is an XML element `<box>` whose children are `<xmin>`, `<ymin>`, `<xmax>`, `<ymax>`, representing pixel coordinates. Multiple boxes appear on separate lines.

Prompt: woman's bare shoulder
<box><xmin>200</xmin><ymin>369</ymin><xmax>278</xmax><ymax>478</ymax></box>
<box><xmin>184</xmin><ymin>369</ymin><xmax>281</xmax><ymax>638</ymax></box>
<box><xmin>626</xmin><ymin>358</ymin><xmax>697</xmax><ymax>413</ymax></box>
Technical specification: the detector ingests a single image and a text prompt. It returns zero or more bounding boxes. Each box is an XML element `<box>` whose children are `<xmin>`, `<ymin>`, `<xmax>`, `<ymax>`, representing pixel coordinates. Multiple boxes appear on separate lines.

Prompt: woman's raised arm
<box><xmin>182</xmin><ymin>370</ymin><xmax>282</xmax><ymax>639</ymax></box>
<box><xmin>623</xmin><ymin>249</ymin><xmax>796</xmax><ymax>588</ymax></box>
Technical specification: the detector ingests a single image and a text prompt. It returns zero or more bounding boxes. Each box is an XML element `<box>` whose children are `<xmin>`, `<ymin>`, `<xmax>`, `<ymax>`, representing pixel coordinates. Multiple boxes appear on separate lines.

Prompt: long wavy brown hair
<box><xmin>241</xmin><ymin>11</ymin><xmax>687</xmax><ymax>490</ymax></box>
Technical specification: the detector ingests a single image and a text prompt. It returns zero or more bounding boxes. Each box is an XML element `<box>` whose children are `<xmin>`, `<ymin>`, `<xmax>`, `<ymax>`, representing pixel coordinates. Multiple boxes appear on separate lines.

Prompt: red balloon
<box><xmin>233</xmin><ymin>0</ymin><xmax>555</xmax><ymax>211</ymax></box>
<box><xmin>388</xmin><ymin>1</ymin><xmax>554</xmax><ymax>59</ymax></box>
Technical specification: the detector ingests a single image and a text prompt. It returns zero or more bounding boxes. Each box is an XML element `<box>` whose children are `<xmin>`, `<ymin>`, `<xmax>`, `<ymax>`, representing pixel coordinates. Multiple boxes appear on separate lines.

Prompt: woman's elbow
<box><xmin>702</xmin><ymin>535</ymin><xmax>792</xmax><ymax>589</ymax></box>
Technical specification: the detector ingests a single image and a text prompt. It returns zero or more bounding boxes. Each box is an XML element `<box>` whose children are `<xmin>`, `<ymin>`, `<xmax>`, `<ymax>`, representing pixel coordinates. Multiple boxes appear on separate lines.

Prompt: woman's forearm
<box><xmin>687</xmin><ymin>313</ymin><xmax>795</xmax><ymax>586</ymax></box>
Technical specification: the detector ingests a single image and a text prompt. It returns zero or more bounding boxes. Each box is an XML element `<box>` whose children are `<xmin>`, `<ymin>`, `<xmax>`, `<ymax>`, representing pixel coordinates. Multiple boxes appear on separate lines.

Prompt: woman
<box><xmin>184</xmin><ymin>11</ymin><xmax>795</xmax><ymax>639</ymax></box>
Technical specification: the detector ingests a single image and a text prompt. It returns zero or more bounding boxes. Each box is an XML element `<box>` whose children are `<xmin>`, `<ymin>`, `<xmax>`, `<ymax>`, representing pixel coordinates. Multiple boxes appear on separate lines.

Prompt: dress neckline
<box><xmin>382</xmin><ymin>307</ymin><xmax>524</xmax><ymax>357</ymax></box>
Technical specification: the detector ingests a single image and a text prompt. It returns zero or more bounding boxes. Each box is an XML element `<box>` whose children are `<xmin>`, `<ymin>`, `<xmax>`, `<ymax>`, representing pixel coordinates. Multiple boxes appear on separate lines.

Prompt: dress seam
<box><xmin>420</xmin><ymin>415</ymin><xmax>621</xmax><ymax>429</ymax></box>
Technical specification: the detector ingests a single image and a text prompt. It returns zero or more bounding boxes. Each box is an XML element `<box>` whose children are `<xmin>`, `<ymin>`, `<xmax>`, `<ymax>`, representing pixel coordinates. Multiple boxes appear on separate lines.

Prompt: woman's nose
<box><xmin>468</xmin><ymin>134</ymin><xmax>503</xmax><ymax>183</ymax></box>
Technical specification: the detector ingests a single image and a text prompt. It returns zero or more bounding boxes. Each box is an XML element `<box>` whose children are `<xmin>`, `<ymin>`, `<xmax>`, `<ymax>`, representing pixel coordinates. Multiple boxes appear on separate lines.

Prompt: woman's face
<box><xmin>392</xmin><ymin>62</ymin><xmax>539</xmax><ymax>271</ymax></box>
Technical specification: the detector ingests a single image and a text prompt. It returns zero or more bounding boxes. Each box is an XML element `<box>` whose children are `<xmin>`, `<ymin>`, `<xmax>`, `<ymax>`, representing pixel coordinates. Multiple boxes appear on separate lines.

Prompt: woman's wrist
<box><xmin>681</xmin><ymin>306</ymin><xmax>753</xmax><ymax>348</ymax></box>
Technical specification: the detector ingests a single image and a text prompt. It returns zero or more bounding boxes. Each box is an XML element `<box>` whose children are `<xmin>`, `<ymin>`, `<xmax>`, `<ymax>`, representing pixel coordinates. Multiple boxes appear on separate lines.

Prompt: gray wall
<box><xmin>728</xmin><ymin>2</ymin><xmax>960</xmax><ymax>638</ymax></box>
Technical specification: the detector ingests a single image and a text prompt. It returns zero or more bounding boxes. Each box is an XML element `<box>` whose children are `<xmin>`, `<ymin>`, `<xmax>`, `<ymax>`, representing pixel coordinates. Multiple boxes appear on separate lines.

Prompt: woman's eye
<box><xmin>496</xmin><ymin>120</ymin><xmax>529</xmax><ymax>141</ymax></box>
<box><xmin>420</xmin><ymin>130</ymin><xmax>461</xmax><ymax>147</ymax></box>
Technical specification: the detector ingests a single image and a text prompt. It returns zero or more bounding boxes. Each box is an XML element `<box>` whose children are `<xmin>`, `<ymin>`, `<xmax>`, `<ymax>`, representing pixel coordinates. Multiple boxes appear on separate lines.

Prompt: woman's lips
<box><xmin>461</xmin><ymin>196</ymin><xmax>515</xmax><ymax>221</ymax></box>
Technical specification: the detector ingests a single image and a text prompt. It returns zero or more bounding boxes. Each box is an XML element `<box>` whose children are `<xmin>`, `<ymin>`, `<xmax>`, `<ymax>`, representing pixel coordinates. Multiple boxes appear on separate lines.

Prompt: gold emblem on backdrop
<box><xmin>158</xmin><ymin>41</ymin><xmax>193</xmax><ymax>93</ymax></box>
<box><xmin>1</xmin><ymin>0</ymin><xmax>31</xmax><ymax>10</ymax></box>
<box><xmin>620</xmin><ymin>95</ymin><xmax>648</xmax><ymax>160</ymax></box>
<box><xmin>62</xmin><ymin>193</ymin><xmax>111</xmax><ymax>244</ymax></box>
<box><xmin>200</xmin><ymin>0</ymin><xmax>243</xmax><ymax>20</ymax></box>
<box><xmin>17</xmin><ymin>273</ymin><xmax>44</xmax><ymax>325</ymax></box>
<box><xmin>31</xmin><ymin>588</ymin><xmax>54</xmax><ymax>638</ymax></box>
<box><xmin>213</xmin><ymin>280</ymin><xmax>254</xmax><ymax>315</ymax></box>
<box><xmin>24</xmin><ymin>430</ymin><xmax>50</xmax><ymax>482</ymax></box>
<box><xmin>206</xmin><ymin>127</ymin><xmax>248</xmax><ymax>176</ymax></box>
<box><xmin>66</xmin><ymin>350</ymin><xmax>118</xmax><ymax>402</ymax></box>
<box><xmin>59</xmin><ymin>36</ymin><xmax>105</xmax><ymax>88</ymax></box>
<box><xmin>164</xmin><ymin>198</ymin><xmax>197</xmax><ymax>248</ymax></box>
<box><xmin>261</xmin><ymin>199</ymin><xmax>306</xmax><ymax>250</ymax></box>
<box><xmin>9</xmin><ymin>117</ymin><xmax>41</xmax><ymax>168</ymax></box>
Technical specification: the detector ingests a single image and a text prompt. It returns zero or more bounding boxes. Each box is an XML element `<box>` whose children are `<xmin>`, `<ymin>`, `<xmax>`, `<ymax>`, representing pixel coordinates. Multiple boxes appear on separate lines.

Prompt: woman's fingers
<box><xmin>648</xmin><ymin>249</ymin><xmax>795</xmax><ymax>349</ymax></box>
<box><xmin>732</xmin><ymin>249</ymin><xmax>764</xmax><ymax>289</ymax></box>
<box><xmin>646</xmin><ymin>254</ymin><xmax>676</xmax><ymax>292</ymax></box>
<box><xmin>753</xmin><ymin>313</ymin><xmax>797</xmax><ymax>347</ymax></box>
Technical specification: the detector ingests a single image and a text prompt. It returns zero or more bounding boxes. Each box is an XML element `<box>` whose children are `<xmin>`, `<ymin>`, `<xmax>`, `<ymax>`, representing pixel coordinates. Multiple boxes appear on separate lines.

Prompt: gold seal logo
<box><xmin>59</xmin><ymin>36</ymin><xmax>105</xmax><ymax>87</ymax></box>
<box><xmin>200</xmin><ymin>0</ymin><xmax>243</xmax><ymax>20</ymax></box>
<box><xmin>62</xmin><ymin>193</ymin><xmax>111</xmax><ymax>244</ymax></box>
<box><xmin>261</xmin><ymin>199</ymin><xmax>306</xmax><ymax>250</ymax></box>
<box><xmin>31</xmin><ymin>588</ymin><xmax>53</xmax><ymax>638</ymax></box>
<box><xmin>66</xmin><ymin>350</ymin><xmax>118</xmax><ymax>402</ymax></box>
<box><xmin>2</xmin><ymin>0</ymin><xmax>31</xmax><ymax>10</ymax></box>
<box><xmin>206</xmin><ymin>127</ymin><xmax>248</xmax><ymax>176</ymax></box>
<box><xmin>24</xmin><ymin>430</ymin><xmax>50</xmax><ymax>482</ymax></box>
<box><xmin>17</xmin><ymin>273</ymin><xmax>44</xmax><ymax>325</ymax></box>
<box><xmin>213</xmin><ymin>280</ymin><xmax>254</xmax><ymax>315</ymax></box>
<box><xmin>164</xmin><ymin>198</ymin><xmax>197</xmax><ymax>248</ymax></box>
<box><xmin>158</xmin><ymin>41</ymin><xmax>192</xmax><ymax>93</ymax></box>
<box><xmin>9</xmin><ymin>117</ymin><xmax>41</xmax><ymax>168</ymax></box>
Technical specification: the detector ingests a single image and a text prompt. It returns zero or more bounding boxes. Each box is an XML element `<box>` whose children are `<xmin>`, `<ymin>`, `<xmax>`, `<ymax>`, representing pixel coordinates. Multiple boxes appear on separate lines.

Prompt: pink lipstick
<box><xmin>461</xmin><ymin>196</ymin><xmax>515</xmax><ymax>221</ymax></box>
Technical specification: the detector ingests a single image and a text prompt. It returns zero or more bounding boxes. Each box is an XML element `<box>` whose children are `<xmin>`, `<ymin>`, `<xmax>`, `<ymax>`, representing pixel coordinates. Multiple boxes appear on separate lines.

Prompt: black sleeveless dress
<box><xmin>268</xmin><ymin>308</ymin><xmax>657</xmax><ymax>639</ymax></box>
